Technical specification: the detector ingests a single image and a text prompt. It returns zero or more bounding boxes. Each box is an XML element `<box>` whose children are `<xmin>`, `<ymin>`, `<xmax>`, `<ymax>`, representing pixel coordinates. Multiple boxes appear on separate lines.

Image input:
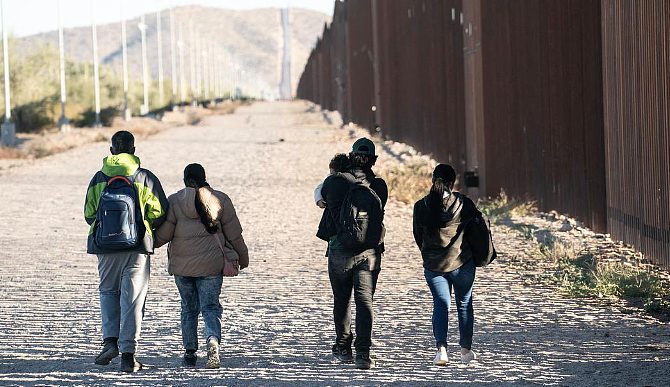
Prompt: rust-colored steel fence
<box><xmin>298</xmin><ymin>0</ymin><xmax>670</xmax><ymax>269</ymax></box>
<box><xmin>479</xmin><ymin>0</ymin><xmax>607</xmax><ymax>232</ymax></box>
<box><xmin>602</xmin><ymin>0</ymin><xmax>670</xmax><ymax>269</ymax></box>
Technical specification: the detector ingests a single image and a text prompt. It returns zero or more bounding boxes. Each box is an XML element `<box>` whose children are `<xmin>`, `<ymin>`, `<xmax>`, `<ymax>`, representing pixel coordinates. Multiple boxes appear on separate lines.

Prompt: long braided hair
<box><xmin>183</xmin><ymin>163</ymin><xmax>218</xmax><ymax>234</ymax></box>
<box><xmin>426</xmin><ymin>164</ymin><xmax>456</xmax><ymax>227</ymax></box>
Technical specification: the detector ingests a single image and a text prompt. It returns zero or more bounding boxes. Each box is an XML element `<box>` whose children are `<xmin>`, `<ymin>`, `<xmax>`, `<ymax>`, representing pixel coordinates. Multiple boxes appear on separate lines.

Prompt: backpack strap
<box><xmin>107</xmin><ymin>169</ymin><xmax>140</xmax><ymax>186</ymax></box>
<box><xmin>211</xmin><ymin>231</ymin><xmax>225</xmax><ymax>255</ymax></box>
<box><xmin>338</xmin><ymin>171</ymin><xmax>370</xmax><ymax>187</ymax></box>
<box><xmin>107</xmin><ymin>176</ymin><xmax>131</xmax><ymax>186</ymax></box>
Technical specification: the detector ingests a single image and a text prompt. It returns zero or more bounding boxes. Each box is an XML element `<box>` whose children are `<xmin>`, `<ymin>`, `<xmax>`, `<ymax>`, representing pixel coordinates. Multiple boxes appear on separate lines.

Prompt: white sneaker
<box><xmin>460</xmin><ymin>350</ymin><xmax>477</xmax><ymax>364</ymax></box>
<box><xmin>205</xmin><ymin>337</ymin><xmax>220</xmax><ymax>369</ymax></box>
<box><xmin>433</xmin><ymin>347</ymin><xmax>448</xmax><ymax>366</ymax></box>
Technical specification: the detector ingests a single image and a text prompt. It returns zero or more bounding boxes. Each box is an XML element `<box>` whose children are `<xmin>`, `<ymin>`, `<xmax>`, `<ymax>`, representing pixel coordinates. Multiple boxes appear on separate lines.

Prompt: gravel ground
<box><xmin>0</xmin><ymin>101</ymin><xmax>668</xmax><ymax>387</ymax></box>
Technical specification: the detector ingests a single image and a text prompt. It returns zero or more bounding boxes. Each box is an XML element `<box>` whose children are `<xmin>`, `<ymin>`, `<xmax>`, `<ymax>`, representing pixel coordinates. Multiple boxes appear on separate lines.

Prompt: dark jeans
<box><xmin>174</xmin><ymin>274</ymin><xmax>223</xmax><ymax>351</ymax></box>
<box><xmin>424</xmin><ymin>258</ymin><xmax>476</xmax><ymax>350</ymax></box>
<box><xmin>328</xmin><ymin>248</ymin><xmax>381</xmax><ymax>354</ymax></box>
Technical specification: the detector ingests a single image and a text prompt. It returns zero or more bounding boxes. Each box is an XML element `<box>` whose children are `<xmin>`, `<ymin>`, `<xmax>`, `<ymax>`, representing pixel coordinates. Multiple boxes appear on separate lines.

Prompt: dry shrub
<box><xmin>0</xmin><ymin>146</ymin><xmax>29</xmax><ymax>159</ymax></box>
<box><xmin>110</xmin><ymin>117</ymin><xmax>163</xmax><ymax>138</ymax></box>
<box><xmin>478</xmin><ymin>189</ymin><xmax>538</xmax><ymax>222</ymax></box>
<box><xmin>534</xmin><ymin>236</ymin><xmax>670</xmax><ymax>319</ymax></box>
<box><xmin>379</xmin><ymin>163</ymin><xmax>433</xmax><ymax>204</ymax></box>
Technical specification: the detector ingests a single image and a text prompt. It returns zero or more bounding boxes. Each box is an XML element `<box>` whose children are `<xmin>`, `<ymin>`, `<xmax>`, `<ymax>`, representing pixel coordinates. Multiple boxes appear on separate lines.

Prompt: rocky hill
<box><xmin>18</xmin><ymin>6</ymin><xmax>330</xmax><ymax>98</ymax></box>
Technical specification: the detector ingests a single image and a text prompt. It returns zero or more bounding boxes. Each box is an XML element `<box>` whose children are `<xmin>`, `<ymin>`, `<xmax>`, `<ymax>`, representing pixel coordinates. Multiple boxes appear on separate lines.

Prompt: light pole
<box><xmin>178</xmin><ymin>22</ymin><xmax>185</xmax><ymax>107</ymax></box>
<box><xmin>0</xmin><ymin>0</ymin><xmax>14</xmax><ymax>146</ymax></box>
<box><xmin>157</xmin><ymin>10</ymin><xmax>164</xmax><ymax>107</ymax></box>
<box><xmin>91</xmin><ymin>0</ymin><xmax>101</xmax><ymax>127</ymax></box>
<box><xmin>57</xmin><ymin>0</ymin><xmax>70</xmax><ymax>132</ymax></box>
<box><xmin>215</xmin><ymin>47</ymin><xmax>221</xmax><ymax>100</ymax></box>
<box><xmin>195</xmin><ymin>27</ymin><xmax>201</xmax><ymax>105</ymax></box>
<box><xmin>202</xmin><ymin>41</ymin><xmax>208</xmax><ymax>103</ymax></box>
<box><xmin>121</xmin><ymin>0</ymin><xmax>130</xmax><ymax>120</ymax></box>
<box><xmin>209</xmin><ymin>41</ymin><xmax>215</xmax><ymax>104</ymax></box>
<box><xmin>169</xmin><ymin>8</ymin><xmax>177</xmax><ymax>109</ymax></box>
<box><xmin>188</xmin><ymin>19</ymin><xmax>196</xmax><ymax>106</ymax></box>
<box><xmin>139</xmin><ymin>14</ymin><xmax>149</xmax><ymax>115</ymax></box>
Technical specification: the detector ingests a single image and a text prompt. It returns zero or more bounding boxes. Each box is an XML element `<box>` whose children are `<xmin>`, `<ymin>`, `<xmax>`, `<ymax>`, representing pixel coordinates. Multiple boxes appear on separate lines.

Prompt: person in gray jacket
<box><xmin>412</xmin><ymin>164</ymin><xmax>481</xmax><ymax>366</ymax></box>
<box><xmin>155</xmin><ymin>163</ymin><xmax>249</xmax><ymax>369</ymax></box>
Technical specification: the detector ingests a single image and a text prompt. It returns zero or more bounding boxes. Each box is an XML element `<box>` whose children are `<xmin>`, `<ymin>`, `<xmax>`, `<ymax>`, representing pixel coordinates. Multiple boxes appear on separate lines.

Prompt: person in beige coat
<box><xmin>155</xmin><ymin>163</ymin><xmax>249</xmax><ymax>369</ymax></box>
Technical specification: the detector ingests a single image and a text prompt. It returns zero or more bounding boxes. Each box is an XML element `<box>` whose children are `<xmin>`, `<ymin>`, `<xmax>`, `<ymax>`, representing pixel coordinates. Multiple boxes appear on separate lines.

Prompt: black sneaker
<box><xmin>355</xmin><ymin>353</ymin><xmax>375</xmax><ymax>370</ymax></box>
<box><xmin>120</xmin><ymin>353</ymin><xmax>143</xmax><ymax>373</ymax></box>
<box><xmin>183</xmin><ymin>350</ymin><xmax>197</xmax><ymax>367</ymax></box>
<box><xmin>331</xmin><ymin>344</ymin><xmax>353</xmax><ymax>363</ymax></box>
<box><xmin>94</xmin><ymin>338</ymin><xmax>119</xmax><ymax>365</ymax></box>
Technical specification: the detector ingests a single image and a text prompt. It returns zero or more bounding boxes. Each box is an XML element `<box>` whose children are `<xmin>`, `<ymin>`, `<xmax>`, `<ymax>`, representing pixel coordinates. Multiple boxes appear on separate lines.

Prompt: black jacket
<box><xmin>317</xmin><ymin>167</ymin><xmax>388</xmax><ymax>252</ymax></box>
<box><xmin>413</xmin><ymin>192</ymin><xmax>480</xmax><ymax>272</ymax></box>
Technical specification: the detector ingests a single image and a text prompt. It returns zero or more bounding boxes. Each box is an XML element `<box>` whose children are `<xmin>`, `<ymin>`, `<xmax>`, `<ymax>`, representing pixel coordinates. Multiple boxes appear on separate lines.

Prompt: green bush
<box><xmin>74</xmin><ymin>106</ymin><xmax>121</xmax><ymax>127</ymax></box>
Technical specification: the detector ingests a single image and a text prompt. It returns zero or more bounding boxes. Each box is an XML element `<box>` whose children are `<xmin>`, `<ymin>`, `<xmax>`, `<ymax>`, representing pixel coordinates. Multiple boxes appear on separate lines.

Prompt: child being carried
<box><xmin>314</xmin><ymin>153</ymin><xmax>349</xmax><ymax>208</ymax></box>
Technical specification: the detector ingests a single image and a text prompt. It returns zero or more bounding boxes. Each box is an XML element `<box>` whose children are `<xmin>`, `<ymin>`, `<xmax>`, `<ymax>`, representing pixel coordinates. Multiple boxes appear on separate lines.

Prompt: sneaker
<box><xmin>183</xmin><ymin>350</ymin><xmax>197</xmax><ymax>367</ymax></box>
<box><xmin>460</xmin><ymin>350</ymin><xmax>477</xmax><ymax>364</ymax></box>
<box><xmin>120</xmin><ymin>353</ymin><xmax>143</xmax><ymax>373</ymax></box>
<box><xmin>433</xmin><ymin>347</ymin><xmax>448</xmax><ymax>366</ymax></box>
<box><xmin>331</xmin><ymin>344</ymin><xmax>354</xmax><ymax>363</ymax></box>
<box><xmin>94</xmin><ymin>338</ymin><xmax>119</xmax><ymax>365</ymax></box>
<box><xmin>205</xmin><ymin>338</ymin><xmax>220</xmax><ymax>369</ymax></box>
<box><xmin>355</xmin><ymin>353</ymin><xmax>375</xmax><ymax>370</ymax></box>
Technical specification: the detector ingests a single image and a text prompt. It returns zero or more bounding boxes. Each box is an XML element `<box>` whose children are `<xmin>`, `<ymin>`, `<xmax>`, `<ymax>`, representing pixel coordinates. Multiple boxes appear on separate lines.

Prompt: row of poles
<box><xmin>0</xmin><ymin>0</ymin><xmax>269</xmax><ymax>146</ymax></box>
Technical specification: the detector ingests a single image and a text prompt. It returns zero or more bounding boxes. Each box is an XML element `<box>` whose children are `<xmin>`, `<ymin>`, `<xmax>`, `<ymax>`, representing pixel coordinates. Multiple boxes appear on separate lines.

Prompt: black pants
<box><xmin>328</xmin><ymin>249</ymin><xmax>381</xmax><ymax>354</ymax></box>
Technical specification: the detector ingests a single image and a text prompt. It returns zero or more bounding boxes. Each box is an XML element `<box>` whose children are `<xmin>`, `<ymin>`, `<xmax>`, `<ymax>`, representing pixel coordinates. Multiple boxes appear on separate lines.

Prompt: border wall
<box><xmin>298</xmin><ymin>0</ymin><xmax>670</xmax><ymax>269</ymax></box>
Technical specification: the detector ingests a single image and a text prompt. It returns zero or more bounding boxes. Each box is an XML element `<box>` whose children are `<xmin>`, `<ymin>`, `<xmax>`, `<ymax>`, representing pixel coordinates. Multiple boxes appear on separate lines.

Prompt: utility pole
<box><xmin>57</xmin><ymin>0</ymin><xmax>70</xmax><ymax>132</ymax></box>
<box><xmin>178</xmin><ymin>22</ymin><xmax>185</xmax><ymax>106</ymax></box>
<box><xmin>214</xmin><ymin>47</ymin><xmax>220</xmax><ymax>100</ymax></box>
<box><xmin>202</xmin><ymin>39</ymin><xmax>208</xmax><ymax>103</ymax></box>
<box><xmin>209</xmin><ymin>41</ymin><xmax>215</xmax><ymax>103</ymax></box>
<box><xmin>169</xmin><ymin>8</ymin><xmax>177</xmax><ymax>109</ymax></box>
<box><xmin>189</xmin><ymin>19</ymin><xmax>196</xmax><ymax>106</ymax></box>
<box><xmin>121</xmin><ymin>0</ymin><xmax>130</xmax><ymax>120</ymax></box>
<box><xmin>195</xmin><ymin>27</ymin><xmax>201</xmax><ymax>105</ymax></box>
<box><xmin>0</xmin><ymin>0</ymin><xmax>14</xmax><ymax>146</ymax></box>
<box><xmin>139</xmin><ymin>14</ymin><xmax>149</xmax><ymax>115</ymax></box>
<box><xmin>91</xmin><ymin>0</ymin><xmax>101</xmax><ymax>127</ymax></box>
<box><xmin>157</xmin><ymin>10</ymin><xmax>164</xmax><ymax>107</ymax></box>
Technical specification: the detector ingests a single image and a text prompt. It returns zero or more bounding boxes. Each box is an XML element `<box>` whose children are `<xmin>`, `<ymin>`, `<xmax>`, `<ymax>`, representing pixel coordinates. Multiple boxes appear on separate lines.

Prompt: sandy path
<box><xmin>0</xmin><ymin>101</ymin><xmax>668</xmax><ymax>387</ymax></box>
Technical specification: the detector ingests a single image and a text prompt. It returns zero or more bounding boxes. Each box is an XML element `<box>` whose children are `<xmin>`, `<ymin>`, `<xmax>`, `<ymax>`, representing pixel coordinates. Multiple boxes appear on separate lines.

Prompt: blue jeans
<box><xmin>424</xmin><ymin>259</ymin><xmax>476</xmax><ymax>350</ymax></box>
<box><xmin>174</xmin><ymin>275</ymin><xmax>223</xmax><ymax>351</ymax></box>
<box><xmin>97</xmin><ymin>253</ymin><xmax>150</xmax><ymax>354</ymax></box>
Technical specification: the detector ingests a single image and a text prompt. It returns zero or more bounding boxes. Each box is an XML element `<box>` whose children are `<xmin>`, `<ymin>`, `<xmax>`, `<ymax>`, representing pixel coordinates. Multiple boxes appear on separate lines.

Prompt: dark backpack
<box><xmin>94</xmin><ymin>173</ymin><xmax>142</xmax><ymax>250</ymax></box>
<box><xmin>465</xmin><ymin>213</ymin><xmax>496</xmax><ymax>267</ymax></box>
<box><xmin>337</xmin><ymin>173</ymin><xmax>385</xmax><ymax>250</ymax></box>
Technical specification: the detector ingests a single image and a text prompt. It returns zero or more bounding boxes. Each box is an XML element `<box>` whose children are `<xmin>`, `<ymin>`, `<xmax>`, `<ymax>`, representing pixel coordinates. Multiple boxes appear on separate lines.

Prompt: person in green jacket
<box><xmin>84</xmin><ymin>131</ymin><xmax>168</xmax><ymax>372</ymax></box>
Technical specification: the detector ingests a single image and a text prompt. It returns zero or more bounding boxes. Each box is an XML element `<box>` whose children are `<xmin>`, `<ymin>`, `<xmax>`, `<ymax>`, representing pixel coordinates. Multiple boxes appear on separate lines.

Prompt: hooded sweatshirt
<box><xmin>412</xmin><ymin>191</ymin><xmax>481</xmax><ymax>272</ymax></box>
<box><xmin>154</xmin><ymin>186</ymin><xmax>249</xmax><ymax>277</ymax></box>
<box><xmin>84</xmin><ymin>153</ymin><xmax>168</xmax><ymax>255</ymax></box>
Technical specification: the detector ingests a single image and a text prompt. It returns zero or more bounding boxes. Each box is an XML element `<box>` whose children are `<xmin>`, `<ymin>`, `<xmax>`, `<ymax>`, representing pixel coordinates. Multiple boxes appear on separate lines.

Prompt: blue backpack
<box><xmin>94</xmin><ymin>173</ymin><xmax>142</xmax><ymax>250</ymax></box>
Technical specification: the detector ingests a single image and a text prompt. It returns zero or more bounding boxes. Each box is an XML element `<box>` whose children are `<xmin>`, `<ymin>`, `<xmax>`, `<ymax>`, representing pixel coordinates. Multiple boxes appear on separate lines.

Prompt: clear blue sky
<box><xmin>4</xmin><ymin>0</ymin><xmax>336</xmax><ymax>37</ymax></box>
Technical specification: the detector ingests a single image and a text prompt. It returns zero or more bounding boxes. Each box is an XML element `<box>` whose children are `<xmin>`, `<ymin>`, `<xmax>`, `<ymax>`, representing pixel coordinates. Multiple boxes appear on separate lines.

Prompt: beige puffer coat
<box><xmin>155</xmin><ymin>186</ymin><xmax>249</xmax><ymax>277</ymax></box>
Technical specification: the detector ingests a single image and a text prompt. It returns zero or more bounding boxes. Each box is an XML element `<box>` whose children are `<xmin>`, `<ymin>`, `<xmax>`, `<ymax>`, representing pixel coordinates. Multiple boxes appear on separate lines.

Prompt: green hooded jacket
<box><xmin>84</xmin><ymin>153</ymin><xmax>169</xmax><ymax>255</ymax></box>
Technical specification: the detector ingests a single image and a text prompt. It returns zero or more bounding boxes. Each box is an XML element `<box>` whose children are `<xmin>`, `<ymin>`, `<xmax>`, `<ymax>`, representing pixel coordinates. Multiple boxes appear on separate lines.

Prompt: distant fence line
<box><xmin>297</xmin><ymin>0</ymin><xmax>670</xmax><ymax>270</ymax></box>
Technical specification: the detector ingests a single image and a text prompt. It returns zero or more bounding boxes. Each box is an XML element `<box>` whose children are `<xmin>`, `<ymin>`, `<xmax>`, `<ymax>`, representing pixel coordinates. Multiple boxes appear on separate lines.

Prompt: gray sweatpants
<box><xmin>97</xmin><ymin>253</ymin><xmax>150</xmax><ymax>354</ymax></box>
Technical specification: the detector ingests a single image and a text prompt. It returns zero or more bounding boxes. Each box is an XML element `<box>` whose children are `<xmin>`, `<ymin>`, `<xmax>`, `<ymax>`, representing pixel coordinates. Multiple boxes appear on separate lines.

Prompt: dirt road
<box><xmin>0</xmin><ymin>101</ymin><xmax>668</xmax><ymax>386</ymax></box>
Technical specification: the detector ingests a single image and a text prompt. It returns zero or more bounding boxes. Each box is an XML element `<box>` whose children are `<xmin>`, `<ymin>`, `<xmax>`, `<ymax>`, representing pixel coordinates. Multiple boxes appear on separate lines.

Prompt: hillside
<box><xmin>17</xmin><ymin>6</ymin><xmax>331</xmax><ymax>98</ymax></box>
